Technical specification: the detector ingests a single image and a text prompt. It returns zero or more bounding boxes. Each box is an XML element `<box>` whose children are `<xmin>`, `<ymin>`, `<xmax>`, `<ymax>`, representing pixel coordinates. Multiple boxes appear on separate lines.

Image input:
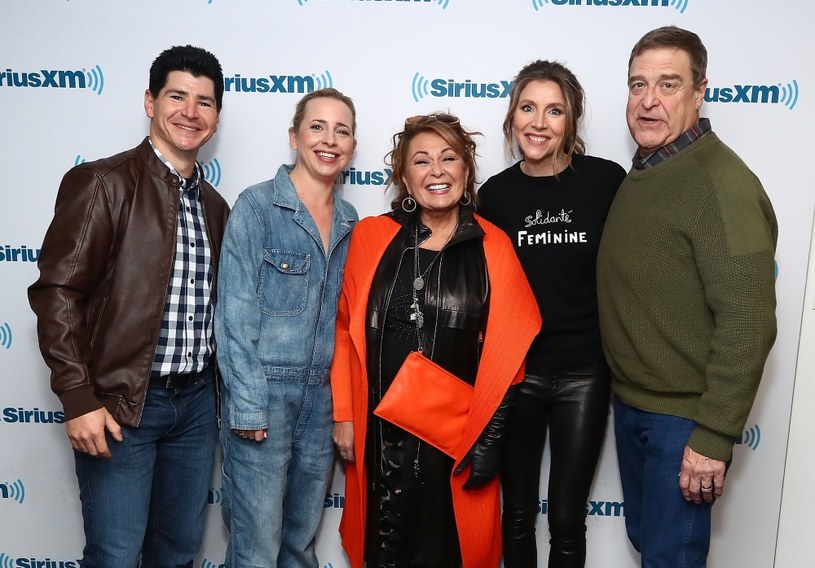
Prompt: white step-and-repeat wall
<box><xmin>2</xmin><ymin>1</ymin><xmax>813</xmax><ymax>567</ymax></box>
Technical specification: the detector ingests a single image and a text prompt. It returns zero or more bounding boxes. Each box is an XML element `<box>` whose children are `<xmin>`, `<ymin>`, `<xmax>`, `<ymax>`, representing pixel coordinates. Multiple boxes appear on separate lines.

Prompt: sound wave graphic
<box><xmin>74</xmin><ymin>154</ymin><xmax>86</xmax><ymax>166</ymax></box>
<box><xmin>0</xmin><ymin>553</ymin><xmax>15</xmax><ymax>568</ymax></box>
<box><xmin>324</xmin><ymin>563</ymin><xmax>334</xmax><ymax>568</ymax></box>
<box><xmin>532</xmin><ymin>0</ymin><xmax>547</xmax><ymax>11</ymax></box>
<box><xmin>84</xmin><ymin>65</ymin><xmax>104</xmax><ymax>95</ymax></box>
<box><xmin>781</xmin><ymin>80</ymin><xmax>799</xmax><ymax>110</ymax></box>
<box><xmin>437</xmin><ymin>0</ymin><xmax>450</xmax><ymax>8</ymax></box>
<box><xmin>411</xmin><ymin>72</ymin><xmax>430</xmax><ymax>102</ymax></box>
<box><xmin>203</xmin><ymin>158</ymin><xmax>222</xmax><ymax>187</ymax></box>
<box><xmin>314</xmin><ymin>70</ymin><xmax>333</xmax><ymax>89</ymax></box>
<box><xmin>670</xmin><ymin>0</ymin><xmax>689</xmax><ymax>13</ymax></box>
<box><xmin>297</xmin><ymin>0</ymin><xmax>308</xmax><ymax>6</ymax></box>
<box><xmin>2</xmin><ymin>479</ymin><xmax>25</xmax><ymax>503</ymax></box>
<box><xmin>201</xmin><ymin>560</ymin><xmax>222</xmax><ymax>568</ymax></box>
<box><xmin>0</xmin><ymin>322</ymin><xmax>12</xmax><ymax>350</ymax></box>
<box><xmin>738</xmin><ymin>425</ymin><xmax>761</xmax><ymax>451</ymax></box>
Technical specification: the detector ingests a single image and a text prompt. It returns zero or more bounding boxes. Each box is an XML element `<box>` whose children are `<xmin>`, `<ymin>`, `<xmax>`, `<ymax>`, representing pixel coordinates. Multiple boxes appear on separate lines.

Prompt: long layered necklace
<box><xmin>410</xmin><ymin>219</ymin><xmax>458</xmax><ymax>345</ymax></box>
<box><xmin>405</xmin><ymin>219</ymin><xmax>457</xmax><ymax>479</ymax></box>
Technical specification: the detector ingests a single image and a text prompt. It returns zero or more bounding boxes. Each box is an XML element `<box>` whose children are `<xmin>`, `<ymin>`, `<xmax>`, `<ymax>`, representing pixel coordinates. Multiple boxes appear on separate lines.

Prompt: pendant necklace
<box><xmin>410</xmin><ymin>219</ymin><xmax>458</xmax><ymax>334</ymax></box>
<box><xmin>409</xmin><ymin>218</ymin><xmax>457</xmax><ymax>479</ymax></box>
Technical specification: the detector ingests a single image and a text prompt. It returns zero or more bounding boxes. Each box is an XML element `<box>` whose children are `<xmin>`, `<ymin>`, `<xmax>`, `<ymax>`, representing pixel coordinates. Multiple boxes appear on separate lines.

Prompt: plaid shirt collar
<box><xmin>148</xmin><ymin>138</ymin><xmax>201</xmax><ymax>195</ymax></box>
<box><xmin>632</xmin><ymin>118</ymin><xmax>712</xmax><ymax>170</ymax></box>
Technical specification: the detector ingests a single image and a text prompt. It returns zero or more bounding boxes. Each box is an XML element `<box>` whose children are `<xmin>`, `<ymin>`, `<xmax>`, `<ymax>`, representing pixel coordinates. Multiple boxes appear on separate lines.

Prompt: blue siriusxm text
<box><xmin>1</xmin><ymin>69</ymin><xmax>84</xmax><ymax>88</ymax></box>
<box><xmin>430</xmin><ymin>79</ymin><xmax>510</xmax><ymax>99</ymax></box>
<box><xmin>544</xmin><ymin>0</ymin><xmax>669</xmax><ymax>5</ymax></box>
<box><xmin>0</xmin><ymin>246</ymin><xmax>40</xmax><ymax>263</ymax></box>
<box><xmin>2</xmin><ymin>407</ymin><xmax>65</xmax><ymax>424</ymax></box>
<box><xmin>540</xmin><ymin>499</ymin><xmax>625</xmax><ymax>517</ymax></box>
<box><xmin>224</xmin><ymin>70</ymin><xmax>332</xmax><ymax>94</ymax></box>
<box><xmin>336</xmin><ymin>168</ymin><xmax>392</xmax><ymax>187</ymax></box>
<box><xmin>0</xmin><ymin>66</ymin><xmax>104</xmax><ymax>94</ymax></box>
<box><xmin>705</xmin><ymin>82</ymin><xmax>798</xmax><ymax>110</ymax></box>
<box><xmin>0</xmin><ymin>556</ymin><xmax>78</xmax><ymax>568</ymax></box>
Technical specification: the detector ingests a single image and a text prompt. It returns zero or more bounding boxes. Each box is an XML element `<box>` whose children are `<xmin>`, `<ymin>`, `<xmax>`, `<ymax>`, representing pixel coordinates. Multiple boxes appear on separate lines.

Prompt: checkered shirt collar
<box><xmin>148</xmin><ymin>138</ymin><xmax>202</xmax><ymax>194</ymax></box>
<box><xmin>632</xmin><ymin>118</ymin><xmax>712</xmax><ymax>170</ymax></box>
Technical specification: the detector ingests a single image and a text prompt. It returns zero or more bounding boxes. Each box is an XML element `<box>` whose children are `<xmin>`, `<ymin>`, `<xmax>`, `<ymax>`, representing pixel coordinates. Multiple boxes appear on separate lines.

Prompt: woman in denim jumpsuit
<box><xmin>216</xmin><ymin>88</ymin><xmax>359</xmax><ymax>567</ymax></box>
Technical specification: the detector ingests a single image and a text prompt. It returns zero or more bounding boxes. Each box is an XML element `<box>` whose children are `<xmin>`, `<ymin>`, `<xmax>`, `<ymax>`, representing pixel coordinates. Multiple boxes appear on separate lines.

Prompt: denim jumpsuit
<box><xmin>216</xmin><ymin>164</ymin><xmax>357</xmax><ymax>567</ymax></box>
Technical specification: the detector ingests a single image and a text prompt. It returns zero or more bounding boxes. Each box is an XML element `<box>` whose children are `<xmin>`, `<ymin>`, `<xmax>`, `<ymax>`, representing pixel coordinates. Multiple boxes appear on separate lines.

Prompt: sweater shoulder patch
<box><xmin>707</xmin><ymin>165</ymin><xmax>776</xmax><ymax>257</ymax></box>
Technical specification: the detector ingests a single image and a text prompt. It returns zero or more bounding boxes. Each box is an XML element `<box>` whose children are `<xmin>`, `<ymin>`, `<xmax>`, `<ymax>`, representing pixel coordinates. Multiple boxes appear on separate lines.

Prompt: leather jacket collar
<box><xmin>385</xmin><ymin>204</ymin><xmax>484</xmax><ymax>249</ymax></box>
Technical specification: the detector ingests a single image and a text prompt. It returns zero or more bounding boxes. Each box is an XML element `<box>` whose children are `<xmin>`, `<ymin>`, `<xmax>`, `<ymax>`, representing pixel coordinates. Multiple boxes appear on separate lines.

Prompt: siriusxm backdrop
<box><xmin>1</xmin><ymin>1</ymin><xmax>813</xmax><ymax>567</ymax></box>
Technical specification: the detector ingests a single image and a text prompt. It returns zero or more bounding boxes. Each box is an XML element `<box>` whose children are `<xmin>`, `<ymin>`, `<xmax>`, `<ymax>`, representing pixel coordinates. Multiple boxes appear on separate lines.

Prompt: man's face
<box><xmin>144</xmin><ymin>70</ymin><xmax>219</xmax><ymax>163</ymax></box>
<box><xmin>626</xmin><ymin>47</ymin><xmax>707</xmax><ymax>155</ymax></box>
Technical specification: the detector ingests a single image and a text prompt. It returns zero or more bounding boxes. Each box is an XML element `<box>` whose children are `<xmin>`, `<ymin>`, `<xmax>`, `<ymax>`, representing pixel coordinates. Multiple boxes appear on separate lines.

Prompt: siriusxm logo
<box><xmin>336</xmin><ymin>167</ymin><xmax>392</xmax><ymax>187</ymax></box>
<box><xmin>0</xmin><ymin>66</ymin><xmax>104</xmax><ymax>94</ymax></box>
<box><xmin>0</xmin><ymin>245</ymin><xmax>40</xmax><ymax>263</ymax></box>
<box><xmin>705</xmin><ymin>80</ymin><xmax>799</xmax><ymax>110</ymax></box>
<box><xmin>735</xmin><ymin>424</ymin><xmax>761</xmax><ymax>451</ymax></box>
<box><xmin>225</xmin><ymin>70</ymin><xmax>333</xmax><ymax>94</ymax></box>
<box><xmin>411</xmin><ymin>72</ymin><xmax>511</xmax><ymax>102</ymax></box>
<box><xmin>2</xmin><ymin>407</ymin><xmax>65</xmax><ymax>424</ymax></box>
<box><xmin>202</xmin><ymin>158</ymin><xmax>222</xmax><ymax>187</ymax></box>
<box><xmin>0</xmin><ymin>479</ymin><xmax>25</xmax><ymax>504</ymax></box>
<box><xmin>324</xmin><ymin>492</ymin><xmax>345</xmax><ymax>509</ymax></box>
<box><xmin>200</xmin><ymin>561</ymin><xmax>224</xmax><ymax>568</ymax></box>
<box><xmin>0</xmin><ymin>322</ymin><xmax>11</xmax><ymax>350</ymax></box>
<box><xmin>296</xmin><ymin>0</ymin><xmax>450</xmax><ymax>8</ymax></box>
<box><xmin>532</xmin><ymin>0</ymin><xmax>687</xmax><ymax>11</ymax></box>
<box><xmin>0</xmin><ymin>556</ymin><xmax>80</xmax><ymax>568</ymax></box>
<box><xmin>540</xmin><ymin>498</ymin><xmax>625</xmax><ymax>517</ymax></box>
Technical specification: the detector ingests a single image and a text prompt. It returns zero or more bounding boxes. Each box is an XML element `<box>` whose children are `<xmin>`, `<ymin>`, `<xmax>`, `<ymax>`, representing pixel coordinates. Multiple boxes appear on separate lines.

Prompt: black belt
<box><xmin>149</xmin><ymin>364</ymin><xmax>214</xmax><ymax>389</ymax></box>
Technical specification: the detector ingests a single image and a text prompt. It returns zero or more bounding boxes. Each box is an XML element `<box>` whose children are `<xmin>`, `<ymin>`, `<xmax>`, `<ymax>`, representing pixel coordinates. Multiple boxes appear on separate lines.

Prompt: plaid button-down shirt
<box><xmin>632</xmin><ymin>118</ymin><xmax>712</xmax><ymax>170</ymax></box>
<box><xmin>149</xmin><ymin>140</ymin><xmax>215</xmax><ymax>377</ymax></box>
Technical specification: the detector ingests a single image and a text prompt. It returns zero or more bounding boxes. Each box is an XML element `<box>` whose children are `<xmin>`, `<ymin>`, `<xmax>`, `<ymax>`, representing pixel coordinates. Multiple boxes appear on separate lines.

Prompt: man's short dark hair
<box><xmin>629</xmin><ymin>26</ymin><xmax>708</xmax><ymax>88</ymax></box>
<box><xmin>149</xmin><ymin>45</ymin><xmax>224</xmax><ymax>111</ymax></box>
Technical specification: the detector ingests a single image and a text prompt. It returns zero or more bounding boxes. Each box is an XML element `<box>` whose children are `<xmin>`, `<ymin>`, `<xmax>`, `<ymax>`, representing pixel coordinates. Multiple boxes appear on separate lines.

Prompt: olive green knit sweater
<box><xmin>597</xmin><ymin>132</ymin><xmax>777</xmax><ymax>461</ymax></box>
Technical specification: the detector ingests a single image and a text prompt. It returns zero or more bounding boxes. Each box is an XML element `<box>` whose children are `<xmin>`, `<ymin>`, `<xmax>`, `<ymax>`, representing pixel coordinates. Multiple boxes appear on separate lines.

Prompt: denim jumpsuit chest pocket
<box><xmin>260</xmin><ymin>249</ymin><xmax>311</xmax><ymax>316</ymax></box>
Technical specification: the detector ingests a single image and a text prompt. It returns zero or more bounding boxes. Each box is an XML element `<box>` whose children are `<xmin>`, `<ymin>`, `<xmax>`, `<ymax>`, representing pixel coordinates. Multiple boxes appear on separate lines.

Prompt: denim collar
<box><xmin>632</xmin><ymin>118</ymin><xmax>712</xmax><ymax>170</ymax></box>
<box><xmin>271</xmin><ymin>164</ymin><xmax>357</xmax><ymax>226</ymax></box>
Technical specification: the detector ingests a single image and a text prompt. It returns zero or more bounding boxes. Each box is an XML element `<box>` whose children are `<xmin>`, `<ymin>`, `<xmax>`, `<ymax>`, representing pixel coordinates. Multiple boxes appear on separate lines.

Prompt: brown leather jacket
<box><xmin>28</xmin><ymin>138</ymin><xmax>230</xmax><ymax>427</ymax></box>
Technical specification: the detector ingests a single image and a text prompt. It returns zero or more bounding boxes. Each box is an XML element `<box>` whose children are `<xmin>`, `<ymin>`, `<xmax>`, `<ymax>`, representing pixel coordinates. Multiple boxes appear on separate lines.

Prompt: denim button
<box><xmin>281</xmin><ymin>262</ymin><xmax>289</xmax><ymax>270</ymax></box>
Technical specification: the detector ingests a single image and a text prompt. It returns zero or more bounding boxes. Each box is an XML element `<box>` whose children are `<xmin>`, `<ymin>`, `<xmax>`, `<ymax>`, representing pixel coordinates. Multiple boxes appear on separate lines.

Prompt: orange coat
<box><xmin>331</xmin><ymin>213</ymin><xmax>542</xmax><ymax>568</ymax></box>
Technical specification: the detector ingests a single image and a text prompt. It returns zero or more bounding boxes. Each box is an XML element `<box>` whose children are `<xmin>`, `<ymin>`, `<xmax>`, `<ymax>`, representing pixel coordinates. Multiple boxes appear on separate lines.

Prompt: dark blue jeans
<box><xmin>613</xmin><ymin>398</ymin><xmax>712</xmax><ymax>568</ymax></box>
<box><xmin>501</xmin><ymin>365</ymin><xmax>610</xmax><ymax>568</ymax></box>
<box><xmin>74</xmin><ymin>373</ymin><xmax>217</xmax><ymax>568</ymax></box>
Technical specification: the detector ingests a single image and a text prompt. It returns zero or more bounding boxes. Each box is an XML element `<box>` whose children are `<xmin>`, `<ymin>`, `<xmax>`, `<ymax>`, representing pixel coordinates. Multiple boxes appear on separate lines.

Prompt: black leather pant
<box><xmin>500</xmin><ymin>365</ymin><xmax>610</xmax><ymax>568</ymax></box>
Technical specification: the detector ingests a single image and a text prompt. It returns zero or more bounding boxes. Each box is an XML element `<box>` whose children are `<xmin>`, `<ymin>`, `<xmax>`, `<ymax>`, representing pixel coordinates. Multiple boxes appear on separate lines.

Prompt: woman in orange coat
<box><xmin>331</xmin><ymin>113</ymin><xmax>541</xmax><ymax>568</ymax></box>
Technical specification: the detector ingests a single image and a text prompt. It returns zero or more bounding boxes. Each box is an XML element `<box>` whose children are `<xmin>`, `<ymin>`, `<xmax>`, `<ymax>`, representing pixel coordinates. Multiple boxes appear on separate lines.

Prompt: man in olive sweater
<box><xmin>597</xmin><ymin>26</ymin><xmax>777</xmax><ymax>568</ymax></box>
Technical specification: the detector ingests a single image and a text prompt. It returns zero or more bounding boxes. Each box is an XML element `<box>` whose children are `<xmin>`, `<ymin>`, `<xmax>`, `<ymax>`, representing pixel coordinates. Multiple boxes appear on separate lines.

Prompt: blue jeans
<box><xmin>221</xmin><ymin>372</ymin><xmax>334</xmax><ymax>567</ymax></box>
<box><xmin>74</xmin><ymin>372</ymin><xmax>217</xmax><ymax>568</ymax></box>
<box><xmin>613</xmin><ymin>398</ymin><xmax>712</xmax><ymax>568</ymax></box>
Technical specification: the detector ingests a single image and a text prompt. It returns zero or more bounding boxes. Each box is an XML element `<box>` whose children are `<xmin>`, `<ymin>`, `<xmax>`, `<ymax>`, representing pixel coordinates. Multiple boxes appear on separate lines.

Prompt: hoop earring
<box><xmin>401</xmin><ymin>196</ymin><xmax>417</xmax><ymax>213</ymax></box>
<box><xmin>460</xmin><ymin>191</ymin><xmax>471</xmax><ymax>206</ymax></box>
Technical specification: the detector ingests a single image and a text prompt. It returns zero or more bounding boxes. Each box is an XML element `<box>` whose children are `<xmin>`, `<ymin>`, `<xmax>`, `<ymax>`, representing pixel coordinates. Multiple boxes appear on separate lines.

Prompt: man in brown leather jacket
<box><xmin>28</xmin><ymin>45</ymin><xmax>229</xmax><ymax>567</ymax></box>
